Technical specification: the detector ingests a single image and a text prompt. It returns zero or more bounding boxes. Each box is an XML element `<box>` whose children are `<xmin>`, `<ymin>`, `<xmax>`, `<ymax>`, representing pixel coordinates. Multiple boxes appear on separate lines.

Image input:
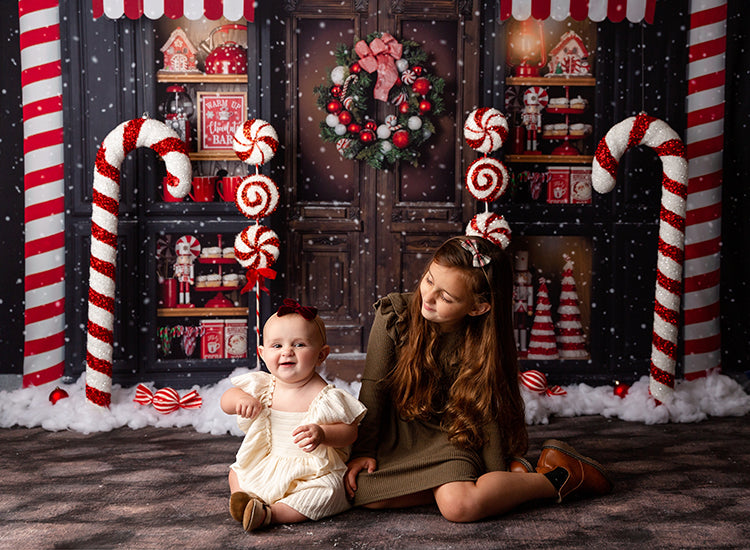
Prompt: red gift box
<box><xmin>200</xmin><ymin>319</ymin><xmax>224</xmax><ymax>359</ymax></box>
<box><xmin>547</xmin><ymin>167</ymin><xmax>570</xmax><ymax>204</ymax></box>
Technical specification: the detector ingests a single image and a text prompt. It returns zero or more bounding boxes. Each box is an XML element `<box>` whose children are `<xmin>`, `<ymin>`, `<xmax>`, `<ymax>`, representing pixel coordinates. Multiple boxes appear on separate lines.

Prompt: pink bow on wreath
<box><xmin>519</xmin><ymin>370</ymin><xmax>567</xmax><ymax>397</ymax></box>
<box><xmin>134</xmin><ymin>384</ymin><xmax>202</xmax><ymax>414</ymax></box>
<box><xmin>241</xmin><ymin>267</ymin><xmax>277</xmax><ymax>295</ymax></box>
<box><xmin>354</xmin><ymin>33</ymin><xmax>403</xmax><ymax>102</ymax></box>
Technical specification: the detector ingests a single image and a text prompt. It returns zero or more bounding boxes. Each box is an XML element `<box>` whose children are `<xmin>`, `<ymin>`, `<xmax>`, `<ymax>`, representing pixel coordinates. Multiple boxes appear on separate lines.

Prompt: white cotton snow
<box><xmin>0</xmin><ymin>368</ymin><xmax>747</xmax><ymax>434</ymax></box>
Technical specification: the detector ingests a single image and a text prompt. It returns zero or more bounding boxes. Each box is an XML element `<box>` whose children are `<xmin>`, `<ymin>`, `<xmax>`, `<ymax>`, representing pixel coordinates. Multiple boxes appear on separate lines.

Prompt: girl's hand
<box><xmin>235</xmin><ymin>395</ymin><xmax>262</xmax><ymax>419</ymax></box>
<box><xmin>292</xmin><ymin>424</ymin><xmax>325</xmax><ymax>452</ymax></box>
<box><xmin>344</xmin><ymin>456</ymin><xmax>377</xmax><ymax>499</ymax></box>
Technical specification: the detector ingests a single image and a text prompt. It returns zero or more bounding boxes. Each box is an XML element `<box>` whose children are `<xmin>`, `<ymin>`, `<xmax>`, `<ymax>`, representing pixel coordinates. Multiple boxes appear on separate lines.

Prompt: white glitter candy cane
<box><xmin>86</xmin><ymin>118</ymin><xmax>191</xmax><ymax>408</ymax></box>
<box><xmin>592</xmin><ymin>113</ymin><xmax>688</xmax><ymax>403</ymax></box>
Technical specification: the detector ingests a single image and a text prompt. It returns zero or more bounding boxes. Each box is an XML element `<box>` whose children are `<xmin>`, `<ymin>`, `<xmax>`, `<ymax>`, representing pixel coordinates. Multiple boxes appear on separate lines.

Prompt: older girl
<box><xmin>345</xmin><ymin>236</ymin><xmax>611</xmax><ymax>521</ymax></box>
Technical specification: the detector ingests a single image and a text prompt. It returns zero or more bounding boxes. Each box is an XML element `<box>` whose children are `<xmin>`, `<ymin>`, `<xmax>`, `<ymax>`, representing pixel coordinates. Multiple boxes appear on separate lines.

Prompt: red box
<box><xmin>224</xmin><ymin>319</ymin><xmax>248</xmax><ymax>359</ymax></box>
<box><xmin>547</xmin><ymin>167</ymin><xmax>570</xmax><ymax>204</ymax></box>
<box><xmin>570</xmin><ymin>167</ymin><xmax>593</xmax><ymax>204</ymax></box>
<box><xmin>200</xmin><ymin>319</ymin><xmax>224</xmax><ymax>359</ymax></box>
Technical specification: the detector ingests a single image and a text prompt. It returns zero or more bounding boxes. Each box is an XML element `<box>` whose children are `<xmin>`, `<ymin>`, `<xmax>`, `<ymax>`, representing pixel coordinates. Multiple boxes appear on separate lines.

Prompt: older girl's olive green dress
<box><xmin>351</xmin><ymin>293</ymin><xmax>509</xmax><ymax>506</ymax></box>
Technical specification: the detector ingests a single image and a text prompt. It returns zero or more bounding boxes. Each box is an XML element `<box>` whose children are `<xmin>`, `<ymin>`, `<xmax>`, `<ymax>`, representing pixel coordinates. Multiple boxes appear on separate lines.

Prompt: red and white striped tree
<box><xmin>527</xmin><ymin>278</ymin><xmax>559</xmax><ymax>360</ymax></box>
<box><xmin>555</xmin><ymin>254</ymin><xmax>588</xmax><ymax>359</ymax></box>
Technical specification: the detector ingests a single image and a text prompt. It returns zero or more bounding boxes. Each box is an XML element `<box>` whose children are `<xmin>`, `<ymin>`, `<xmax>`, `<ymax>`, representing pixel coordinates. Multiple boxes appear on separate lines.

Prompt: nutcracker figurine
<box><xmin>521</xmin><ymin>86</ymin><xmax>548</xmax><ymax>152</ymax></box>
<box><xmin>513</xmin><ymin>250</ymin><xmax>534</xmax><ymax>353</ymax></box>
<box><xmin>174</xmin><ymin>237</ymin><xmax>199</xmax><ymax>307</ymax></box>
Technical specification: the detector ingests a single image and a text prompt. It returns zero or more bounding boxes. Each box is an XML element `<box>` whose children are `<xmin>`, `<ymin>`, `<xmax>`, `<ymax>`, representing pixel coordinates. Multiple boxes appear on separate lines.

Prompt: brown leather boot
<box><xmin>229</xmin><ymin>491</ymin><xmax>251</xmax><ymax>522</ymax></box>
<box><xmin>536</xmin><ymin>439</ymin><xmax>613</xmax><ymax>503</ymax></box>
<box><xmin>508</xmin><ymin>456</ymin><xmax>535</xmax><ymax>473</ymax></box>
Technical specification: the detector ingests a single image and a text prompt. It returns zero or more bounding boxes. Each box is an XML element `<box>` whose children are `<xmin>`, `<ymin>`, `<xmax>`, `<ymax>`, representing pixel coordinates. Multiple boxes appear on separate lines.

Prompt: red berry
<box><xmin>350</xmin><ymin>63</ymin><xmax>361</xmax><ymax>74</ymax></box>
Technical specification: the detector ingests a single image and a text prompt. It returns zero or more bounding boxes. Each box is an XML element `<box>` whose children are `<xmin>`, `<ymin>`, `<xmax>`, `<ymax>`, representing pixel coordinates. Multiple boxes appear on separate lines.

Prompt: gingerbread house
<box><xmin>547</xmin><ymin>31</ymin><xmax>591</xmax><ymax>76</ymax></box>
<box><xmin>160</xmin><ymin>27</ymin><xmax>199</xmax><ymax>72</ymax></box>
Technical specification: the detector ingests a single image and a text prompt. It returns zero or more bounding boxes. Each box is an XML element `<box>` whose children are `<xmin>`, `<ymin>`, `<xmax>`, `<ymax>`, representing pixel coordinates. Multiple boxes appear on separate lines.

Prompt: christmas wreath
<box><xmin>314</xmin><ymin>32</ymin><xmax>446</xmax><ymax>170</ymax></box>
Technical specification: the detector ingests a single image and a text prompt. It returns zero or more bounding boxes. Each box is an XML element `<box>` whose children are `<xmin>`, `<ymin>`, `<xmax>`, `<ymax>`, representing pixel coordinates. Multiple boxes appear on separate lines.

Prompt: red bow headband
<box><xmin>276</xmin><ymin>298</ymin><xmax>318</xmax><ymax>320</ymax></box>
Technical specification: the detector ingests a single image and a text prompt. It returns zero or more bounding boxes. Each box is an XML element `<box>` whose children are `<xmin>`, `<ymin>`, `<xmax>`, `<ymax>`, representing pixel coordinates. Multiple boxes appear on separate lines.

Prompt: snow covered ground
<box><xmin>1</xmin><ymin>368</ymin><xmax>749</xmax><ymax>434</ymax></box>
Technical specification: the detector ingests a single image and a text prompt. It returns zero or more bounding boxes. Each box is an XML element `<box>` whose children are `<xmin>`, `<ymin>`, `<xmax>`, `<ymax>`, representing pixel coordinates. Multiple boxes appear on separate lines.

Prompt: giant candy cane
<box><xmin>86</xmin><ymin>118</ymin><xmax>191</xmax><ymax>408</ymax></box>
<box><xmin>592</xmin><ymin>113</ymin><xmax>688</xmax><ymax>403</ymax></box>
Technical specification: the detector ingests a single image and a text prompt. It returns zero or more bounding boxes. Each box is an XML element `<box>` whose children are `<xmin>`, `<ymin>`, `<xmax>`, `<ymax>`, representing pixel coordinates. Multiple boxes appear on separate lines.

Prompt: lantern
<box><xmin>508</xmin><ymin>19</ymin><xmax>546</xmax><ymax>77</ymax></box>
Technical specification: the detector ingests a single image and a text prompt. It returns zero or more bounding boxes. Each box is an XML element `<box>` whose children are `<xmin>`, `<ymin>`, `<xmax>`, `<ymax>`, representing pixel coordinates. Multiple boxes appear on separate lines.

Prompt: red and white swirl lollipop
<box><xmin>465</xmin><ymin>212</ymin><xmax>511</xmax><ymax>250</ymax></box>
<box><xmin>175</xmin><ymin>235</ymin><xmax>201</xmax><ymax>258</ymax></box>
<box><xmin>233</xmin><ymin>119</ymin><xmax>279</xmax><ymax>166</ymax></box>
<box><xmin>235</xmin><ymin>174</ymin><xmax>280</xmax><ymax>220</ymax></box>
<box><xmin>465</xmin><ymin>157</ymin><xmax>510</xmax><ymax>202</ymax></box>
<box><xmin>234</xmin><ymin>225</ymin><xmax>280</xmax><ymax>271</ymax></box>
<box><xmin>463</xmin><ymin>107</ymin><xmax>509</xmax><ymax>153</ymax></box>
<box><xmin>523</xmin><ymin>86</ymin><xmax>549</xmax><ymax>108</ymax></box>
<box><xmin>87</xmin><ymin>118</ymin><xmax>190</xmax><ymax>408</ymax></box>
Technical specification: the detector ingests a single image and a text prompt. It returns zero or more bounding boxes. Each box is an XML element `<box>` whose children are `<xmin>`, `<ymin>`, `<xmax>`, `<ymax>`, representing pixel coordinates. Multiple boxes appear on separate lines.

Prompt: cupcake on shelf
<box><xmin>222</xmin><ymin>247</ymin><xmax>235</xmax><ymax>259</ymax></box>
<box><xmin>548</xmin><ymin>96</ymin><xmax>569</xmax><ymax>109</ymax></box>
<box><xmin>206</xmin><ymin>273</ymin><xmax>222</xmax><ymax>287</ymax></box>
<box><xmin>195</xmin><ymin>275</ymin><xmax>209</xmax><ymax>289</ymax></box>
<box><xmin>222</xmin><ymin>273</ymin><xmax>240</xmax><ymax>288</ymax></box>
<box><xmin>570</xmin><ymin>96</ymin><xmax>588</xmax><ymax>110</ymax></box>
<box><xmin>200</xmin><ymin>246</ymin><xmax>222</xmax><ymax>259</ymax></box>
<box><xmin>568</xmin><ymin>123</ymin><xmax>593</xmax><ymax>137</ymax></box>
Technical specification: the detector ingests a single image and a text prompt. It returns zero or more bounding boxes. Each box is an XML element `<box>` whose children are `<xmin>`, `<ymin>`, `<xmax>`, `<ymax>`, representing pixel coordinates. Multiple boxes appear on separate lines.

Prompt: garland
<box><xmin>314</xmin><ymin>32</ymin><xmax>446</xmax><ymax>170</ymax></box>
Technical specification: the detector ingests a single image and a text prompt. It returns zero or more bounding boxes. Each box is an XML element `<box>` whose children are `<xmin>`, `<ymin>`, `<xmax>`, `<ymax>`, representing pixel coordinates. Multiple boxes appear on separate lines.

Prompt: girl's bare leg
<box><xmin>433</xmin><ymin>472</ymin><xmax>556</xmax><ymax>523</ymax></box>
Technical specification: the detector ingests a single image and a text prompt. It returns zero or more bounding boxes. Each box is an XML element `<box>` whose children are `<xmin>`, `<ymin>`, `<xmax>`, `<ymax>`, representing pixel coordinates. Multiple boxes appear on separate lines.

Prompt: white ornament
<box><xmin>407</xmin><ymin>116</ymin><xmax>423</xmax><ymax>130</ymax></box>
<box><xmin>376</xmin><ymin>125</ymin><xmax>392</xmax><ymax>140</ymax></box>
<box><xmin>334</xmin><ymin>124</ymin><xmax>347</xmax><ymax>136</ymax></box>
<box><xmin>331</xmin><ymin>65</ymin><xmax>347</xmax><ymax>86</ymax></box>
<box><xmin>326</xmin><ymin>114</ymin><xmax>339</xmax><ymax>127</ymax></box>
<box><xmin>396</xmin><ymin>58</ymin><xmax>409</xmax><ymax>72</ymax></box>
<box><xmin>381</xmin><ymin>141</ymin><xmax>393</xmax><ymax>153</ymax></box>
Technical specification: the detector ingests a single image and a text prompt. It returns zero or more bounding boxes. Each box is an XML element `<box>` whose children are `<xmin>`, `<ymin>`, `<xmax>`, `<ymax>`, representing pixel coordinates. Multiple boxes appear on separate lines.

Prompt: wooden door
<box><xmin>282</xmin><ymin>0</ymin><xmax>480</xmax><ymax>379</ymax></box>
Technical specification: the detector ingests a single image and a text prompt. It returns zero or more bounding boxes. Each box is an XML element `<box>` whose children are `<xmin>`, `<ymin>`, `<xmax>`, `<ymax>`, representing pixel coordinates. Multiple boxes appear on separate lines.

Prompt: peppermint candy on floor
<box><xmin>465</xmin><ymin>157</ymin><xmax>510</xmax><ymax>202</ymax></box>
<box><xmin>592</xmin><ymin>113</ymin><xmax>688</xmax><ymax>403</ymax></box>
<box><xmin>235</xmin><ymin>174</ymin><xmax>280</xmax><ymax>219</ymax></box>
<box><xmin>233</xmin><ymin>119</ymin><xmax>279</xmax><ymax>166</ymax></box>
<box><xmin>133</xmin><ymin>384</ymin><xmax>202</xmax><ymax>414</ymax></box>
<box><xmin>465</xmin><ymin>212</ymin><xmax>511</xmax><ymax>250</ymax></box>
<box><xmin>519</xmin><ymin>369</ymin><xmax>566</xmax><ymax>397</ymax></box>
<box><xmin>87</xmin><ymin>118</ymin><xmax>191</xmax><ymax>409</ymax></box>
<box><xmin>463</xmin><ymin>107</ymin><xmax>509</xmax><ymax>153</ymax></box>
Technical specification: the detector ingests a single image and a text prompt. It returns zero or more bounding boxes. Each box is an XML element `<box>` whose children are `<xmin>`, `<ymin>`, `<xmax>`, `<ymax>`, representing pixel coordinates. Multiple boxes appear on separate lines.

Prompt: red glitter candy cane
<box><xmin>86</xmin><ymin>118</ymin><xmax>191</xmax><ymax>408</ymax></box>
<box><xmin>592</xmin><ymin>113</ymin><xmax>688</xmax><ymax>402</ymax></box>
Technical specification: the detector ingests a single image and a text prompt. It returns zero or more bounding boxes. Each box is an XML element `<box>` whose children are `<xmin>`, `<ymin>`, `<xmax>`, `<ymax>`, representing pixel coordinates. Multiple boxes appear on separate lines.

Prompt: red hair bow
<box><xmin>134</xmin><ymin>384</ymin><xmax>202</xmax><ymax>414</ymax></box>
<box><xmin>276</xmin><ymin>298</ymin><xmax>318</xmax><ymax>320</ymax></box>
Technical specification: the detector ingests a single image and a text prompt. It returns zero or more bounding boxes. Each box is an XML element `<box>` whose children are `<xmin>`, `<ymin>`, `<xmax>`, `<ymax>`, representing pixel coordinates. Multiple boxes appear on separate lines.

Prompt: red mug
<box><xmin>162</xmin><ymin>177</ymin><xmax>183</xmax><ymax>202</ymax></box>
<box><xmin>189</xmin><ymin>176</ymin><xmax>216</xmax><ymax>202</ymax></box>
<box><xmin>160</xmin><ymin>279</ymin><xmax>178</xmax><ymax>308</ymax></box>
<box><xmin>217</xmin><ymin>176</ymin><xmax>243</xmax><ymax>202</ymax></box>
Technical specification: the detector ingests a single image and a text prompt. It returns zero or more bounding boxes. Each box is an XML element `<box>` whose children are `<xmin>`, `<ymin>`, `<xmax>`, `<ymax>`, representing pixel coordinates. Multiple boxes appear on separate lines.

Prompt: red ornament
<box><xmin>613</xmin><ymin>381</ymin><xmax>630</xmax><ymax>399</ymax></box>
<box><xmin>338</xmin><ymin>110</ymin><xmax>353</xmax><ymax>125</ymax></box>
<box><xmin>350</xmin><ymin>63</ymin><xmax>361</xmax><ymax>74</ymax></box>
<box><xmin>398</xmin><ymin>102</ymin><xmax>411</xmax><ymax>115</ymax></box>
<box><xmin>49</xmin><ymin>387</ymin><xmax>69</xmax><ymax>404</ymax></box>
<box><xmin>347</xmin><ymin>122</ymin><xmax>362</xmax><ymax>134</ymax></box>
<box><xmin>395</xmin><ymin>78</ymin><xmax>402</xmax><ymax>87</ymax></box>
<box><xmin>418</xmin><ymin>100</ymin><xmax>432</xmax><ymax>113</ymax></box>
<box><xmin>412</xmin><ymin>77</ymin><xmax>431</xmax><ymax>96</ymax></box>
<box><xmin>364</xmin><ymin>121</ymin><xmax>377</xmax><ymax>131</ymax></box>
<box><xmin>326</xmin><ymin>99</ymin><xmax>343</xmax><ymax>114</ymax></box>
<box><xmin>413</xmin><ymin>66</ymin><xmax>424</xmax><ymax>76</ymax></box>
<box><xmin>330</xmin><ymin>85</ymin><xmax>343</xmax><ymax>98</ymax></box>
<box><xmin>392</xmin><ymin>129</ymin><xmax>410</xmax><ymax>149</ymax></box>
<box><xmin>359</xmin><ymin>129</ymin><xmax>376</xmax><ymax>143</ymax></box>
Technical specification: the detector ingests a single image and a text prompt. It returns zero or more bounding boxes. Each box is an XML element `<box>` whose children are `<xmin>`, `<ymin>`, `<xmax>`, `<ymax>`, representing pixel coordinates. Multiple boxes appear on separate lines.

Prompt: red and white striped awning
<box><xmin>500</xmin><ymin>0</ymin><xmax>656</xmax><ymax>23</ymax></box>
<box><xmin>93</xmin><ymin>0</ymin><xmax>255</xmax><ymax>21</ymax></box>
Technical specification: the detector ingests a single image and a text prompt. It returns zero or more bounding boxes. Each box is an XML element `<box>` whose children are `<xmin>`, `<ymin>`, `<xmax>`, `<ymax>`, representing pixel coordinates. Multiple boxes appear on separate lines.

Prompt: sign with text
<box><xmin>197</xmin><ymin>92</ymin><xmax>247</xmax><ymax>152</ymax></box>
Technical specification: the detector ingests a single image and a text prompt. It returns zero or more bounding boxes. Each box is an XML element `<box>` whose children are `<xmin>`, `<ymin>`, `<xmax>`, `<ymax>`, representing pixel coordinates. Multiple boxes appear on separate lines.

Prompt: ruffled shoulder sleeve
<box><xmin>308</xmin><ymin>385</ymin><xmax>367</xmax><ymax>426</ymax></box>
<box><xmin>373</xmin><ymin>292</ymin><xmax>412</xmax><ymax>344</ymax></box>
<box><xmin>230</xmin><ymin>371</ymin><xmax>273</xmax><ymax>404</ymax></box>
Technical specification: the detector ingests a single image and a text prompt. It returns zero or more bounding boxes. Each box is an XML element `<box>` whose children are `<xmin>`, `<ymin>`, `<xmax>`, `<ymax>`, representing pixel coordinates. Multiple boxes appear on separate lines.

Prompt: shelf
<box><xmin>157</xmin><ymin>307</ymin><xmax>248</xmax><ymax>318</ymax></box>
<box><xmin>198</xmin><ymin>257</ymin><xmax>237</xmax><ymax>264</ymax></box>
<box><xmin>506</xmin><ymin>76</ymin><xmax>595</xmax><ymax>87</ymax></box>
<box><xmin>506</xmin><ymin>154</ymin><xmax>594</xmax><ymax>164</ymax></box>
<box><xmin>189</xmin><ymin>151</ymin><xmax>240</xmax><ymax>161</ymax></box>
<box><xmin>194</xmin><ymin>286</ymin><xmax>240</xmax><ymax>292</ymax></box>
<box><xmin>156</xmin><ymin>71</ymin><xmax>248</xmax><ymax>84</ymax></box>
<box><xmin>546</xmin><ymin>107</ymin><xmax>587</xmax><ymax>115</ymax></box>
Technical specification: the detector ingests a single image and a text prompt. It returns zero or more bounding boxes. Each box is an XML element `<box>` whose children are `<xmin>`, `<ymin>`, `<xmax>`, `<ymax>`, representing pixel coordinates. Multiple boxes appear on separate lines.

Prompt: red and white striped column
<box><xmin>19</xmin><ymin>0</ymin><xmax>65</xmax><ymax>387</ymax></box>
<box><xmin>683</xmin><ymin>0</ymin><xmax>726</xmax><ymax>379</ymax></box>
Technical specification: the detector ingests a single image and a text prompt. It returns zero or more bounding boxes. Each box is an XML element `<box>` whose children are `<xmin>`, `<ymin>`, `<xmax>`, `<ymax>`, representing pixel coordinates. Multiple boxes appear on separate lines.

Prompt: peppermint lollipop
<box><xmin>235</xmin><ymin>174</ymin><xmax>280</xmax><ymax>220</ymax></box>
<box><xmin>233</xmin><ymin>119</ymin><xmax>279</xmax><ymax>166</ymax></box>
<box><xmin>465</xmin><ymin>212</ymin><xmax>511</xmax><ymax>250</ymax></box>
<box><xmin>465</xmin><ymin>157</ymin><xmax>509</xmax><ymax>202</ymax></box>
<box><xmin>234</xmin><ymin>225</ymin><xmax>280</xmax><ymax>271</ymax></box>
<box><xmin>463</xmin><ymin>108</ymin><xmax>509</xmax><ymax>153</ymax></box>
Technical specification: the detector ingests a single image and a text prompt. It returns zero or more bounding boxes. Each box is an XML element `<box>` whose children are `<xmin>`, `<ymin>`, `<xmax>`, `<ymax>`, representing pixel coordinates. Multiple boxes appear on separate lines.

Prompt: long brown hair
<box><xmin>387</xmin><ymin>236</ymin><xmax>528</xmax><ymax>457</ymax></box>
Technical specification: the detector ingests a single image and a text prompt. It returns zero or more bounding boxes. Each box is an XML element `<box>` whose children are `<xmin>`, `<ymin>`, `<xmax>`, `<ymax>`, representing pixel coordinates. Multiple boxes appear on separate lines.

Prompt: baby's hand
<box><xmin>235</xmin><ymin>395</ymin><xmax>262</xmax><ymax>419</ymax></box>
<box><xmin>292</xmin><ymin>424</ymin><xmax>324</xmax><ymax>452</ymax></box>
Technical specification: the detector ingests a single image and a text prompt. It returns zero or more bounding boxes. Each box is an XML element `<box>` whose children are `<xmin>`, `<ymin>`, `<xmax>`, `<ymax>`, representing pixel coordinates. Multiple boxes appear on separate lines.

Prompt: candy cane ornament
<box><xmin>592</xmin><ymin>113</ymin><xmax>688</xmax><ymax>403</ymax></box>
<box><xmin>86</xmin><ymin>118</ymin><xmax>191</xmax><ymax>408</ymax></box>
